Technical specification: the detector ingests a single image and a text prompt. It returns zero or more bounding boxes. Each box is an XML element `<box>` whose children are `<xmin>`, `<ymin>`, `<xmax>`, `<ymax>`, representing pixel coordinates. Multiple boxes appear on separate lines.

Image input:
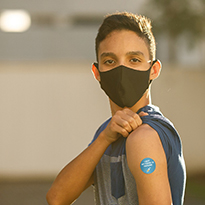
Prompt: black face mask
<box><xmin>94</xmin><ymin>61</ymin><xmax>156</xmax><ymax>108</ymax></box>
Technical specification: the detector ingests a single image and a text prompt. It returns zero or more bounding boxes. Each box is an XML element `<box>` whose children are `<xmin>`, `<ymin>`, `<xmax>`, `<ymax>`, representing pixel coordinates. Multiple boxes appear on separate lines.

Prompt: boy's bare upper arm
<box><xmin>126</xmin><ymin>124</ymin><xmax>172</xmax><ymax>205</ymax></box>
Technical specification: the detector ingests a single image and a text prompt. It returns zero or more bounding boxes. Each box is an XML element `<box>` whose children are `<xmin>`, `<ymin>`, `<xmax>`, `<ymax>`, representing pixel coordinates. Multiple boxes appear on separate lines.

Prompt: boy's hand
<box><xmin>102</xmin><ymin>108</ymin><xmax>148</xmax><ymax>144</ymax></box>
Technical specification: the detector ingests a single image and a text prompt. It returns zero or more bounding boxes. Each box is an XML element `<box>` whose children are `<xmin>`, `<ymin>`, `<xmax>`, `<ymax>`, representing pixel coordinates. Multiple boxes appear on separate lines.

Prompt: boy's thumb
<box><xmin>139</xmin><ymin>111</ymin><xmax>148</xmax><ymax>117</ymax></box>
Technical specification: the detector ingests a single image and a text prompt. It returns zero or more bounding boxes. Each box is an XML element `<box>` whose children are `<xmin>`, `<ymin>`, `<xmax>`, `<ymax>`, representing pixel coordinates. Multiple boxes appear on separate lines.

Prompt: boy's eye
<box><xmin>130</xmin><ymin>58</ymin><xmax>140</xmax><ymax>63</ymax></box>
<box><xmin>104</xmin><ymin>59</ymin><xmax>115</xmax><ymax>65</ymax></box>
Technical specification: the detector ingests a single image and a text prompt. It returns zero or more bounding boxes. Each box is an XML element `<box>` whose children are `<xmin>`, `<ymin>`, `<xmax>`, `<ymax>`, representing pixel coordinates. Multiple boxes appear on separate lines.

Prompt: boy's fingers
<box><xmin>138</xmin><ymin>111</ymin><xmax>148</xmax><ymax>117</ymax></box>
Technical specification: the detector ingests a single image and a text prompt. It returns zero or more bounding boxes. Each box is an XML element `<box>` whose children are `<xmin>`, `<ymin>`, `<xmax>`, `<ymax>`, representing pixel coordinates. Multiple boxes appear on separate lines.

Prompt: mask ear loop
<box><xmin>149</xmin><ymin>59</ymin><xmax>158</xmax><ymax>85</ymax></box>
<box><xmin>152</xmin><ymin>59</ymin><xmax>158</xmax><ymax>65</ymax></box>
<box><xmin>93</xmin><ymin>62</ymin><xmax>99</xmax><ymax>70</ymax></box>
<box><xmin>149</xmin><ymin>59</ymin><xmax>157</xmax><ymax>66</ymax></box>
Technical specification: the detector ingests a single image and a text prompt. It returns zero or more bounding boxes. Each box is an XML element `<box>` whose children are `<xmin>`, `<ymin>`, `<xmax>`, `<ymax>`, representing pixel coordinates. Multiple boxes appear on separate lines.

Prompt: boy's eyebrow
<box><xmin>100</xmin><ymin>51</ymin><xmax>145</xmax><ymax>59</ymax></box>
<box><xmin>126</xmin><ymin>51</ymin><xmax>145</xmax><ymax>57</ymax></box>
<box><xmin>100</xmin><ymin>52</ymin><xmax>117</xmax><ymax>59</ymax></box>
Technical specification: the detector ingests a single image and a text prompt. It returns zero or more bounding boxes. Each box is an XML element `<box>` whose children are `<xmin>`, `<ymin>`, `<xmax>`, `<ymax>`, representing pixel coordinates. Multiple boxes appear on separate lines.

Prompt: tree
<box><xmin>141</xmin><ymin>0</ymin><xmax>205</xmax><ymax>63</ymax></box>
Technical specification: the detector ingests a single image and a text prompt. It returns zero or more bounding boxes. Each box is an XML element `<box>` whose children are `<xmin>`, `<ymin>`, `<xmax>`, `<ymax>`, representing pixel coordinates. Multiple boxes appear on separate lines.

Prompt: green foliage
<box><xmin>141</xmin><ymin>0</ymin><xmax>205</xmax><ymax>62</ymax></box>
<box><xmin>142</xmin><ymin>0</ymin><xmax>205</xmax><ymax>41</ymax></box>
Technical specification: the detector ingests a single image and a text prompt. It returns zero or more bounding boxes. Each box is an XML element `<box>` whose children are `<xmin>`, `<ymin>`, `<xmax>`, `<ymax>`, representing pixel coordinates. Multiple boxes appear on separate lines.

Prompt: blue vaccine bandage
<box><xmin>140</xmin><ymin>158</ymin><xmax>156</xmax><ymax>174</ymax></box>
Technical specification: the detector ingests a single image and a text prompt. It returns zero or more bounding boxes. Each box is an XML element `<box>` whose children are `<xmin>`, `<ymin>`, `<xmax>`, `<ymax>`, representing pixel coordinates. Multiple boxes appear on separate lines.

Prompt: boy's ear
<box><xmin>92</xmin><ymin>63</ymin><xmax>101</xmax><ymax>81</ymax></box>
<box><xmin>150</xmin><ymin>60</ymin><xmax>162</xmax><ymax>80</ymax></box>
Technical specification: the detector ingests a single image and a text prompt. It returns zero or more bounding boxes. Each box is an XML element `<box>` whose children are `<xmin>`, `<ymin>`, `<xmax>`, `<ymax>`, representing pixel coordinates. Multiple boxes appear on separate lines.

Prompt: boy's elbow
<box><xmin>46</xmin><ymin>190</ymin><xmax>58</xmax><ymax>205</ymax></box>
<box><xmin>46</xmin><ymin>189</ymin><xmax>74</xmax><ymax>205</ymax></box>
<box><xmin>46</xmin><ymin>190</ymin><xmax>62</xmax><ymax>205</ymax></box>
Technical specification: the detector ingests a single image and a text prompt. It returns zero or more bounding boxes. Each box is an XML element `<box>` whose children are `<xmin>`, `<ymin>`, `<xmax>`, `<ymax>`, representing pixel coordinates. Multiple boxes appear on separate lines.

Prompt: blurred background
<box><xmin>0</xmin><ymin>0</ymin><xmax>204</xmax><ymax>204</ymax></box>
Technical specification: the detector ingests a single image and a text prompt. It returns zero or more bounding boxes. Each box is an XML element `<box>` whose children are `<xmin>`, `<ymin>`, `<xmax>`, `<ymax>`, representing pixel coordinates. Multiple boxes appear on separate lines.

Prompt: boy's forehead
<box><xmin>98</xmin><ymin>30</ymin><xmax>150</xmax><ymax>60</ymax></box>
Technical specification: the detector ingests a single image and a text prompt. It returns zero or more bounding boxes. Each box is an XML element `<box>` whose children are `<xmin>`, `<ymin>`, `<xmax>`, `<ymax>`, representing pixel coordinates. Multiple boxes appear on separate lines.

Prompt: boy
<box><xmin>47</xmin><ymin>12</ymin><xmax>186</xmax><ymax>205</ymax></box>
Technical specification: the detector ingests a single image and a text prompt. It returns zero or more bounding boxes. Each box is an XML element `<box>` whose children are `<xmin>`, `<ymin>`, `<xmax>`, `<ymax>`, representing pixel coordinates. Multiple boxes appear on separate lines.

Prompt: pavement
<box><xmin>0</xmin><ymin>180</ymin><xmax>204</xmax><ymax>205</ymax></box>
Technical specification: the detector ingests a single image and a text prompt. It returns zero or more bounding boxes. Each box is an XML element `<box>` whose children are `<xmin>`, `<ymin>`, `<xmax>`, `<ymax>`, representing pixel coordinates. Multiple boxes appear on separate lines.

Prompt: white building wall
<box><xmin>0</xmin><ymin>62</ymin><xmax>204</xmax><ymax>179</ymax></box>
